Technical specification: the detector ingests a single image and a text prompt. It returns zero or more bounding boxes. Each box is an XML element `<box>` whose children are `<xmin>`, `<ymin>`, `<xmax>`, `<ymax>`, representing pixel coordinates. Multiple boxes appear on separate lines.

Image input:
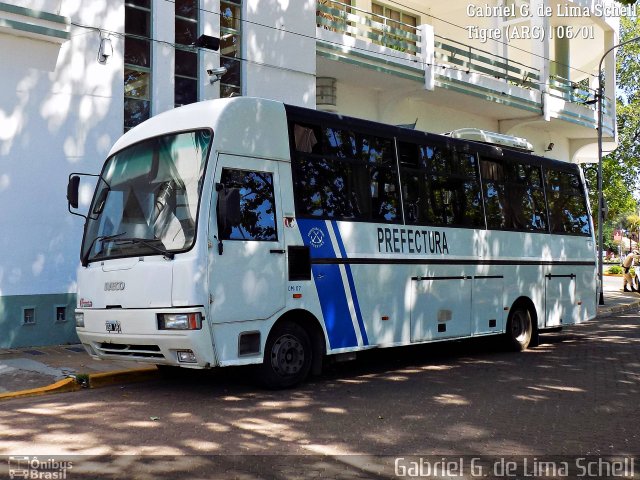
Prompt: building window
<box><xmin>220</xmin><ymin>0</ymin><xmax>242</xmax><ymax>97</ymax></box>
<box><xmin>23</xmin><ymin>307</ymin><xmax>36</xmax><ymax>325</ymax></box>
<box><xmin>124</xmin><ymin>0</ymin><xmax>152</xmax><ymax>131</ymax></box>
<box><xmin>175</xmin><ymin>0</ymin><xmax>199</xmax><ymax>107</ymax></box>
<box><xmin>371</xmin><ymin>3</ymin><xmax>417</xmax><ymax>51</ymax></box>
<box><xmin>55</xmin><ymin>306</ymin><xmax>67</xmax><ymax>323</ymax></box>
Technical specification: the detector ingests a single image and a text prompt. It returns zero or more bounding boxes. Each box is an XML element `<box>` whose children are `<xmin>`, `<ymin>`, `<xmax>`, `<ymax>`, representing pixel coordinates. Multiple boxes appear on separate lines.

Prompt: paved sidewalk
<box><xmin>0</xmin><ymin>275</ymin><xmax>638</xmax><ymax>398</ymax></box>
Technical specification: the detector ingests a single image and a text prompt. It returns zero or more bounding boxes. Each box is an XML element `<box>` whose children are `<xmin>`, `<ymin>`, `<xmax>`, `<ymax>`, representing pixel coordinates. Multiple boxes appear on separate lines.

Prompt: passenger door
<box><xmin>207</xmin><ymin>154</ymin><xmax>286</xmax><ymax>323</ymax></box>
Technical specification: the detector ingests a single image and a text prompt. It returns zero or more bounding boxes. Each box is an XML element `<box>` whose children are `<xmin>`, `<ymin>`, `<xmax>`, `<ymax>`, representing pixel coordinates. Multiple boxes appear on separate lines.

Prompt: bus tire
<box><xmin>506</xmin><ymin>306</ymin><xmax>533</xmax><ymax>351</ymax></box>
<box><xmin>260</xmin><ymin>321</ymin><xmax>312</xmax><ymax>389</ymax></box>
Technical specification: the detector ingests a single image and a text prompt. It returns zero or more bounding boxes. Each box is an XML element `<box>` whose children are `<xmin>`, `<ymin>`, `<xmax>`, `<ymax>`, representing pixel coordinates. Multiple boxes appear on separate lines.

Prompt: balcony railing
<box><xmin>434</xmin><ymin>35</ymin><xmax>540</xmax><ymax>90</ymax></box>
<box><xmin>548</xmin><ymin>75</ymin><xmax>605</xmax><ymax>112</ymax></box>
<box><xmin>316</xmin><ymin>1</ymin><xmax>606</xmax><ymax>118</ymax></box>
<box><xmin>316</xmin><ymin>0</ymin><xmax>420</xmax><ymax>56</ymax></box>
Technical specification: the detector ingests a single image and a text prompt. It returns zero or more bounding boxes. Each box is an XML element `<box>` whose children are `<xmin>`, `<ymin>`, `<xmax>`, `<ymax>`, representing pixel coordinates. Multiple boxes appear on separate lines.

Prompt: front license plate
<box><xmin>106</xmin><ymin>320</ymin><xmax>122</xmax><ymax>333</ymax></box>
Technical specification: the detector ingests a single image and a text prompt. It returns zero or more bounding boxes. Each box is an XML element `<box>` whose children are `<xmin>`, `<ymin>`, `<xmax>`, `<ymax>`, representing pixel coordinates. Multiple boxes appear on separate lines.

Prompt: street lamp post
<box><xmin>596</xmin><ymin>35</ymin><xmax>640</xmax><ymax>306</ymax></box>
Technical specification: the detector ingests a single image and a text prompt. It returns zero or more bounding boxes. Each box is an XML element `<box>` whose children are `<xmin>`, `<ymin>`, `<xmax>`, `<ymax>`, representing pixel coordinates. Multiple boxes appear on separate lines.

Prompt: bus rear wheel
<box><xmin>260</xmin><ymin>321</ymin><xmax>312</xmax><ymax>389</ymax></box>
<box><xmin>506</xmin><ymin>307</ymin><xmax>533</xmax><ymax>351</ymax></box>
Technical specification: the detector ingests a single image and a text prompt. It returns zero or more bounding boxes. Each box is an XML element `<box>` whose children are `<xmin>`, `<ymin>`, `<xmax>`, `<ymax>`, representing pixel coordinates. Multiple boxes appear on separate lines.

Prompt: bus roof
<box><xmin>110</xmin><ymin>97</ymin><xmax>290</xmax><ymax>161</ymax></box>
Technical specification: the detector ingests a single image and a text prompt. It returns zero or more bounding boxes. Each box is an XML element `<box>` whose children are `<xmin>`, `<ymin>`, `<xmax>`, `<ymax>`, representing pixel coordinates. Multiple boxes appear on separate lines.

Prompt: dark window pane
<box><xmin>125</xmin><ymin>6</ymin><xmax>150</xmax><ymax>37</ymax></box>
<box><xmin>221</xmin><ymin>2</ymin><xmax>241</xmax><ymax>30</ymax></box>
<box><xmin>401</xmin><ymin>170</ymin><xmax>427</xmax><ymax>224</ymax></box>
<box><xmin>546</xmin><ymin>169</ymin><xmax>590</xmax><ymax>235</ymax></box>
<box><xmin>371</xmin><ymin>167</ymin><xmax>399</xmax><ymax>221</ymax></box>
<box><xmin>293</xmin><ymin>156</ymin><xmax>365</xmax><ymax>219</ymax></box>
<box><xmin>124</xmin><ymin>68</ymin><xmax>150</xmax><ymax>99</ymax></box>
<box><xmin>175</xmin><ymin>49</ymin><xmax>197</xmax><ymax>77</ymax></box>
<box><xmin>124</xmin><ymin>37</ymin><xmax>150</xmax><ymax>67</ymax></box>
<box><xmin>175</xmin><ymin>77</ymin><xmax>197</xmax><ymax>106</ymax></box>
<box><xmin>220</xmin><ymin>84</ymin><xmax>241</xmax><ymax>98</ymax></box>
<box><xmin>221</xmin><ymin>57</ymin><xmax>241</xmax><ymax>87</ymax></box>
<box><xmin>175</xmin><ymin>18</ymin><xmax>197</xmax><ymax>46</ymax></box>
<box><xmin>398</xmin><ymin>142</ymin><xmax>420</xmax><ymax>168</ymax></box>
<box><xmin>427</xmin><ymin>176</ymin><xmax>483</xmax><ymax>227</ymax></box>
<box><xmin>124</xmin><ymin>98</ymin><xmax>150</xmax><ymax>130</ymax></box>
<box><xmin>323</xmin><ymin>128</ymin><xmax>356</xmax><ymax>158</ymax></box>
<box><xmin>361</xmin><ymin>136</ymin><xmax>394</xmax><ymax>165</ymax></box>
<box><xmin>220</xmin><ymin>32</ymin><xmax>240</xmax><ymax>57</ymax></box>
<box><xmin>219</xmin><ymin>169</ymin><xmax>277</xmax><ymax>241</ymax></box>
<box><xmin>175</xmin><ymin>0</ymin><xmax>197</xmax><ymax>19</ymax></box>
<box><xmin>127</xmin><ymin>0</ymin><xmax>150</xmax><ymax>8</ymax></box>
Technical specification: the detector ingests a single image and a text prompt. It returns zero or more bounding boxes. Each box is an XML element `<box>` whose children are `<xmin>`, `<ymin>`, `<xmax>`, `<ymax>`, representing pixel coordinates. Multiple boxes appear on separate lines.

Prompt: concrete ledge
<box><xmin>597</xmin><ymin>300</ymin><xmax>640</xmax><ymax>319</ymax></box>
<box><xmin>88</xmin><ymin>367</ymin><xmax>159</xmax><ymax>389</ymax></box>
<box><xmin>0</xmin><ymin>377</ymin><xmax>80</xmax><ymax>401</ymax></box>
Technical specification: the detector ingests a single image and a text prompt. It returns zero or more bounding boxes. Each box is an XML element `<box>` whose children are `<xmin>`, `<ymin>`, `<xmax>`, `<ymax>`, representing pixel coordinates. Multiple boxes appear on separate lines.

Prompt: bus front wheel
<box><xmin>260</xmin><ymin>321</ymin><xmax>312</xmax><ymax>389</ymax></box>
<box><xmin>506</xmin><ymin>307</ymin><xmax>533</xmax><ymax>351</ymax></box>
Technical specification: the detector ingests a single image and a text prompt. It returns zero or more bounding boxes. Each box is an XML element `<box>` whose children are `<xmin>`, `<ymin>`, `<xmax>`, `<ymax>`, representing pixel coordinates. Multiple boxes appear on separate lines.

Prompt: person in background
<box><xmin>622</xmin><ymin>250</ymin><xmax>640</xmax><ymax>292</ymax></box>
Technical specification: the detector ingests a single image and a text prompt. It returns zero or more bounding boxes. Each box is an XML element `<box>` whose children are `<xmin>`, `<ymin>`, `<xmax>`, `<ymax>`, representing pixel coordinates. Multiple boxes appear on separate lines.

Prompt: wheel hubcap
<box><xmin>512</xmin><ymin>312</ymin><xmax>528</xmax><ymax>342</ymax></box>
<box><xmin>271</xmin><ymin>334</ymin><xmax>305</xmax><ymax>376</ymax></box>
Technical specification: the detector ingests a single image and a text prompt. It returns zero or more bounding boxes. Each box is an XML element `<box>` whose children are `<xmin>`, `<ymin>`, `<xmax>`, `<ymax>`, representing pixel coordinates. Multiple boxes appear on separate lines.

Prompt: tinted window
<box><xmin>219</xmin><ymin>168</ymin><xmax>277</xmax><ymax>241</ymax></box>
<box><xmin>292</xmin><ymin>122</ymin><xmax>400</xmax><ymax>223</ymax></box>
<box><xmin>400</xmin><ymin>141</ymin><xmax>483</xmax><ymax>228</ymax></box>
<box><xmin>545</xmin><ymin>168</ymin><xmax>590</xmax><ymax>235</ymax></box>
<box><xmin>481</xmin><ymin>158</ymin><xmax>547</xmax><ymax>232</ymax></box>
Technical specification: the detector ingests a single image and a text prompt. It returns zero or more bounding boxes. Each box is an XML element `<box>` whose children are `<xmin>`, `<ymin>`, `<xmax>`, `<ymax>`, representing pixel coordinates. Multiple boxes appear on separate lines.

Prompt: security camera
<box><xmin>207</xmin><ymin>67</ymin><xmax>227</xmax><ymax>76</ymax></box>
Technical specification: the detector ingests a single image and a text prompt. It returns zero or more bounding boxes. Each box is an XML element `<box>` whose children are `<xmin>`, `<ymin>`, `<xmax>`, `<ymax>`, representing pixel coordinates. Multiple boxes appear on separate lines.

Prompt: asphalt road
<box><xmin>0</xmin><ymin>311</ymin><xmax>639</xmax><ymax>479</ymax></box>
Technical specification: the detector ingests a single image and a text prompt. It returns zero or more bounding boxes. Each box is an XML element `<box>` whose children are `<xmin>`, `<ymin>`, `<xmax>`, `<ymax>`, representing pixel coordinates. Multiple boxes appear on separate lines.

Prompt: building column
<box><xmin>552</xmin><ymin>31</ymin><xmax>570</xmax><ymax>80</ymax></box>
<box><xmin>200</xmin><ymin>0</ymin><xmax>221</xmax><ymax>100</ymax></box>
<box><xmin>420</xmin><ymin>23</ymin><xmax>434</xmax><ymax>91</ymax></box>
<box><xmin>152</xmin><ymin>0</ymin><xmax>175</xmax><ymax>114</ymax></box>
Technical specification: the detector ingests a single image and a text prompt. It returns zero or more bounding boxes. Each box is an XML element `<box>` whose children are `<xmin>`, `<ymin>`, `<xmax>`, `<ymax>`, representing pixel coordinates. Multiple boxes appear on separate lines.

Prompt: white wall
<box><xmin>0</xmin><ymin>2</ymin><xmax>124</xmax><ymax>297</ymax></box>
<box><xmin>244</xmin><ymin>0</ymin><xmax>316</xmax><ymax>107</ymax></box>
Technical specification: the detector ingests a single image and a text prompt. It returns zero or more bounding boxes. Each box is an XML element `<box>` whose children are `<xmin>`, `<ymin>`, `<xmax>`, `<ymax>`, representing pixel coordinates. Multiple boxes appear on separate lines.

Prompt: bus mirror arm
<box><xmin>67</xmin><ymin>172</ymin><xmax>104</xmax><ymax>221</ymax></box>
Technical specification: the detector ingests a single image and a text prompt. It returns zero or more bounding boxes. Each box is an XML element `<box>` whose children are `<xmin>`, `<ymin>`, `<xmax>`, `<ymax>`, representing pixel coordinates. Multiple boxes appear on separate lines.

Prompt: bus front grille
<box><xmin>96</xmin><ymin>342</ymin><xmax>164</xmax><ymax>359</ymax></box>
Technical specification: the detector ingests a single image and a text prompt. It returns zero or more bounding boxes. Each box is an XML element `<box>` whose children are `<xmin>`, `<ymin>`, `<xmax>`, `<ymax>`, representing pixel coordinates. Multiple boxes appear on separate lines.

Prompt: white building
<box><xmin>0</xmin><ymin>0</ymin><xmax>621</xmax><ymax>347</ymax></box>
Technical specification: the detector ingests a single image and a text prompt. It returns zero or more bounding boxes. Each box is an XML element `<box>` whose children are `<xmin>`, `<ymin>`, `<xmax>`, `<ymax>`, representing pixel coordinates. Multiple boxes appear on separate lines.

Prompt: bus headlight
<box><xmin>157</xmin><ymin>312</ymin><xmax>202</xmax><ymax>330</ymax></box>
<box><xmin>75</xmin><ymin>313</ymin><xmax>85</xmax><ymax>328</ymax></box>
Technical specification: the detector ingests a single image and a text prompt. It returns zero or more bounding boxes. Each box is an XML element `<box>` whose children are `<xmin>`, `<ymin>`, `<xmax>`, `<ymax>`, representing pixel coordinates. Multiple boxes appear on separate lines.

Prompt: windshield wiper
<box><xmin>111</xmin><ymin>237</ymin><xmax>175</xmax><ymax>260</ymax></box>
<box><xmin>82</xmin><ymin>232</ymin><xmax>126</xmax><ymax>267</ymax></box>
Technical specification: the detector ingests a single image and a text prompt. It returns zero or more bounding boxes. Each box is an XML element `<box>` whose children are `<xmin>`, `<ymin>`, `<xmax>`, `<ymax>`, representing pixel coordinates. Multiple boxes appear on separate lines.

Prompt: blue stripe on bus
<box><xmin>297</xmin><ymin>219</ymin><xmax>358</xmax><ymax>349</ymax></box>
<box><xmin>331</xmin><ymin>221</ymin><xmax>369</xmax><ymax>346</ymax></box>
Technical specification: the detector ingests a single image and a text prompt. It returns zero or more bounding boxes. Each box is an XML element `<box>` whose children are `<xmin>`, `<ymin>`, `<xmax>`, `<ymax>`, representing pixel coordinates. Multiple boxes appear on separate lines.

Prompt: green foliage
<box><xmin>608</xmin><ymin>265</ymin><xmax>623</xmax><ymax>274</ymax></box>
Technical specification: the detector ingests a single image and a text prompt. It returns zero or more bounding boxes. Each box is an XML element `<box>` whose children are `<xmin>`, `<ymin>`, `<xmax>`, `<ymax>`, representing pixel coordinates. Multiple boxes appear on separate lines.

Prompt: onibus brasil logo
<box><xmin>8</xmin><ymin>456</ymin><xmax>72</xmax><ymax>479</ymax></box>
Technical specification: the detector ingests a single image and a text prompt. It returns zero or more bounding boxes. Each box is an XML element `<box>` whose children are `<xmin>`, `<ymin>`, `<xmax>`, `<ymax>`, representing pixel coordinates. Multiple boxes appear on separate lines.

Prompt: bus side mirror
<box><xmin>67</xmin><ymin>175</ymin><xmax>80</xmax><ymax>209</ymax></box>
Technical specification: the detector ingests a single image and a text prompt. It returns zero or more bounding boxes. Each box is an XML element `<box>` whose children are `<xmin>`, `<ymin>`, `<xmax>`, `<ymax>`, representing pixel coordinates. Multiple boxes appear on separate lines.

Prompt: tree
<box><xmin>582</xmin><ymin>15</ymin><xmax>640</xmax><ymax>230</ymax></box>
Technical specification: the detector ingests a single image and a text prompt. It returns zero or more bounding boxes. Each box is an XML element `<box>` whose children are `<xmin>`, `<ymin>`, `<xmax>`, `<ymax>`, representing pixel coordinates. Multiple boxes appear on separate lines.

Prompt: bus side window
<box><xmin>218</xmin><ymin>168</ymin><xmax>278</xmax><ymax>241</ymax></box>
<box><xmin>545</xmin><ymin>168</ymin><xmax>590</xmax><ymax>235</ymax></box>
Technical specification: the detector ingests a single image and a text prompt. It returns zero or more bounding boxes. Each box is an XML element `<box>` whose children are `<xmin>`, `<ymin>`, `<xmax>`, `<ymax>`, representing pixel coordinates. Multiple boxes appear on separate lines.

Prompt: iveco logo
<box><xmin>104</xmin><ymin>281</ymin><xmax>125</xmax><ymax>291</ymax></box>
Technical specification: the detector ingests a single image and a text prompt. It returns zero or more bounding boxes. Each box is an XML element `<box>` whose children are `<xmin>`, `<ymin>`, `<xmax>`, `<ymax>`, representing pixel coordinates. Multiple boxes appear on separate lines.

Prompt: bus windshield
<box><xmin>81</xmin><ymin>129</ymin><xmax>212</xmax><ymax>264</ymax></box>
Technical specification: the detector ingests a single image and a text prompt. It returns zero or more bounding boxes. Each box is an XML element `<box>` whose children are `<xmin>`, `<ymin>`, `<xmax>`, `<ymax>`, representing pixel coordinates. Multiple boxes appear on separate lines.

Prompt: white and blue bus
<box><xmin>67</xmin><ymin>97</ymin><xmax>596</xmax><ymax>388</ymax></box>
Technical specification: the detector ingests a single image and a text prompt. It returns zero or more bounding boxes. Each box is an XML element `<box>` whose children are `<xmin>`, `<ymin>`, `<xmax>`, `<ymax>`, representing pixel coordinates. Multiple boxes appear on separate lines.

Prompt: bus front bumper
<box><xmin>75</xmin><ymin>308</ymin><xmax>217</xmax><ymax>369</ymax></box>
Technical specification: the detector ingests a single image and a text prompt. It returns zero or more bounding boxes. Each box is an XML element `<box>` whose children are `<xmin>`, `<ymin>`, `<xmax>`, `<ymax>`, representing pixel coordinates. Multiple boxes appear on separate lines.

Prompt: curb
<box><xmin>0</xmin><ymin>367</ymin><xmax>159</xmax><ymax>401</ymax></box>
<box><xmin>0</xmin><ymin>377</ymin><xmax>81</xmax><ymax>401</ymax></box>
<box><xmin>597</xmin><ymin>300</ymin><xmax>640</xmax><ymax>319</ymax></box>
